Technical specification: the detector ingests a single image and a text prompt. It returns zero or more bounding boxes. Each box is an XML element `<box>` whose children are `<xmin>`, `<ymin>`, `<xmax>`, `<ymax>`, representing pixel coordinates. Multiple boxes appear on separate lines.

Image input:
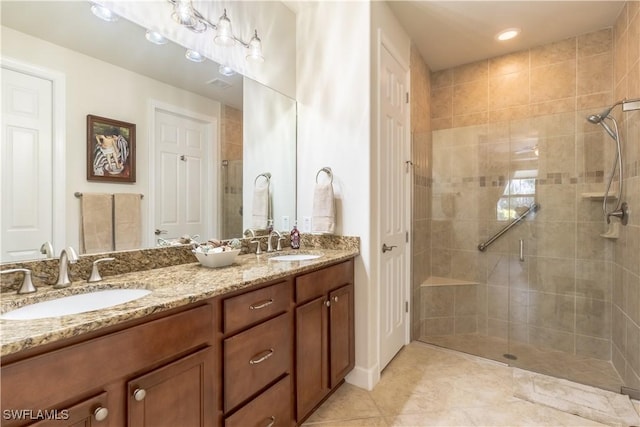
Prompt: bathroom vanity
<box><xmin>0</xmin><ymin>249</ymin><xmax>357</xmax><ymax>427</ymax></box>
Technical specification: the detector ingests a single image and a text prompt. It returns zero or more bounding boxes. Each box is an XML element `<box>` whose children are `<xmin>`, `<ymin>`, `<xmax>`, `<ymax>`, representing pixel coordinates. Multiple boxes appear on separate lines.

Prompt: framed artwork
<box><xmin>87</xmin><ymin>115</ymin><xmax>136</xmax><ymax>182</ymax></box>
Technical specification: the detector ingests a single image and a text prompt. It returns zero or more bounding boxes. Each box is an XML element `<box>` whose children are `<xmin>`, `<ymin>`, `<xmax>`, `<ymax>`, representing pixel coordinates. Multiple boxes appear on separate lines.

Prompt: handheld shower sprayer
<box><xmin>585</xmin><ymin>98</ymin><xmax>639</xmax><ymax>226</ymax></box>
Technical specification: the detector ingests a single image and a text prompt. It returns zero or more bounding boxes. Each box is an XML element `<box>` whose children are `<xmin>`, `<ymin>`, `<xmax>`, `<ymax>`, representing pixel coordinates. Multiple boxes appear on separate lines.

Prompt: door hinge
<box><xmin>405</xmin><ymin>92</ymin><xmax>409</xmax><ymax>104</ymax></box>
<box><xmin>405</xmin><ymin>301</ymin><xmax>409</xmax><ymax>313</ymax></box>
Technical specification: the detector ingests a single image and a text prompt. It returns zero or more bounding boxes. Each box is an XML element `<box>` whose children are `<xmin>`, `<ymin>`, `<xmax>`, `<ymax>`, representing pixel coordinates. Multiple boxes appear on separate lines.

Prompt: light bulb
<box><xmin>246</xmin><ymin>30</ymin><xmax>264</xmax><ymax>63</ymax></box>
<box><xmin>214</xmin><ymin>9</ymin><xmax>235</xmax><ymax>47</ymax></box>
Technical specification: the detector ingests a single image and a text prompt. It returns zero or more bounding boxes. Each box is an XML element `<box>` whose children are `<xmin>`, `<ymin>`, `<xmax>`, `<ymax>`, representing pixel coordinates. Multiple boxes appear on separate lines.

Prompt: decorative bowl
<box><xmin>192</xmin><ymin>247</ymin><xmax>241</xmax><ymax>268</ymax></box>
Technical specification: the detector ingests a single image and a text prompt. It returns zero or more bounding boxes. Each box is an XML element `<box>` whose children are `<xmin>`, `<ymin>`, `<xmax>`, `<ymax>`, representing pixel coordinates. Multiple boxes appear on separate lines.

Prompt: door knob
<box><xmin>382</xmin><ymin>243</ymin><xmax>397</xmax><ymax>253</ymax></box>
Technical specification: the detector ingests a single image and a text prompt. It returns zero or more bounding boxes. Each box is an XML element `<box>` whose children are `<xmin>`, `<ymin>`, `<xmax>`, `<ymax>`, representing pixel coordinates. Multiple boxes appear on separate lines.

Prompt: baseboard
<box><xmin>345</xmin><ymin>363</ymin><xmax>380</xmax><ymax>391</ymax></box>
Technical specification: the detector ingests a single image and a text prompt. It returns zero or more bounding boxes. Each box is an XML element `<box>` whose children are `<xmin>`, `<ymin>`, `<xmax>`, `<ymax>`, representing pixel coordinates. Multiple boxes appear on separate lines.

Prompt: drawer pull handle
<box><xmin>94</xmin><ymin>406</ymin><xmax>109</xmax><ymax>422</ymax></box>
<box><xmin>250</xmin><ymin>299</ymin><xmax>274</xmax><ymax>310</ymax></box>
<box><xmin>249</xmin><ymin>348</ymin><xmax>274</xmax><ymax>365</ymax></box>
<box><xmin>133</xmin><ymin>388</ymin><xmax>147</xmax><ymax>401</ymax></box>
<box><xmin>265</xmin><ymin>416</ymin><xmax>276</xmax><ymax>427</ymax></box>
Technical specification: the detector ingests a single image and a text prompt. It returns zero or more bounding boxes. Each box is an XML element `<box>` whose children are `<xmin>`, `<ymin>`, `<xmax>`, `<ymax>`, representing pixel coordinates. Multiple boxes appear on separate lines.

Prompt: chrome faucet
<box><xmin>268</xmin><ymin>230</ymin><xmax>285</xmax><ymax>252</ymax></box>
<box><xmin>1</xmin><ymin>269</ymin><xmax>36</xmax><ymax>294</ymax></box>
<box><xmin>244</xmin><ymin>228</ymin><xmax>262</xmax><ymax>254</ymax></box>
<box><xmin>54</xmin><ymin>246</ymin><xmax>79</xmax><ymax>289</ymax></box>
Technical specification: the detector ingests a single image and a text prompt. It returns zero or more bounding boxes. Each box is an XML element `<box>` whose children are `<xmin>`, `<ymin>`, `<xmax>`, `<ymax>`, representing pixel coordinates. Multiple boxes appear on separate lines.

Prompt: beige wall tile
<box><xmin>431</xmin><ymin>68</ymin><xmax>452</xmax><ymax>89</ymax></box>
<box><xmin>490</xmin><ymin>50</ymin><xmax>530</xmax><ymax>77</ymax></box>
<box><xmin>453</xmin><ymin>60</ymin><xmax>488</xmax><ymax>84</ymax></box>
<box><xmin>489</xmin><ymin>71</ymin><xmax>530</xmax><ymax>110</ymax></box>
<box><xmin>577</xmin><ymin>53</ymin><xmax>614</xmax><ymax>96</ymax></box>
<box><xmin>530</xmin><ymin>61</ymin><xmax>577</xmax><ymax>103</ymax></box>
<box><xmin>453</xmin><ymin>80</ymin><xmax>488</xmax><ymax>115</ymax></box>
<box><xmin>578</xmin><ymin>28</ymin><xmax>613</xmax><ymax>58</ymax></box>
<box><xmin>530</xmin><ymin>37</ymin><xmax>576</xmax><ymax>67</ymax></box>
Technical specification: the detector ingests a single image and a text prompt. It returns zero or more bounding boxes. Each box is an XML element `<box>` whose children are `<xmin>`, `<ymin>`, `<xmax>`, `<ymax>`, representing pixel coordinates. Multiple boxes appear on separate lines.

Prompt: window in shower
<box><xmin>497</xmin><ymin>169</ymin><xmax>537</xmax><ymax>221</ymax></box>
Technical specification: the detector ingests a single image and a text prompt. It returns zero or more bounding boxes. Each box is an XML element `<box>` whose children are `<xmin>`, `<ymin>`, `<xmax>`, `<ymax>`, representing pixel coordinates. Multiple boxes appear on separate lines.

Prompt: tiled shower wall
<box><xmin>410</xmin><ymin>44</ymin><xmax>433</xmax><ymax>339</ymax></box>
<box><xmin>424</xmin><ymin>27</ymin><xmax>624</xmax><ymax>362</ymax></box>
<box><xmin>221</xmin><ymin>105</ymin><xmax>243</xmax><ymax>239</ymax></box>
<box><xmin>612</xmin><ymin>1</ymin><xmax>640</xmax><ymax>391</ymax></box>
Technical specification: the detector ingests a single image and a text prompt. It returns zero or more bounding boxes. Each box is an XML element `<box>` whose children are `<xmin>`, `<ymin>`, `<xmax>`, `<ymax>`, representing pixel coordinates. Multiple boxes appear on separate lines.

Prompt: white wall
<box><xmin>2</xmin><ymin>27</ymin><xmax>221</xmax><ymax>250</ymax></box>
<box><xmin>295</xmin><ymin>0</ymin><xmax>375</xmax><ymax>389</ymax></box>
<box><xmin>243</xmin><ymin>77</ymin><xmax>297</xmax><ymax>231</ymax></box>
<box><xmin>104</xmin><ymin>0</ymin><xmax>296</xmax><ymax>99</ymax></box>
<box><xmin>296</xmin><ymin>0</ymin><xmax>411</xmax><ymax>389</ymax></box>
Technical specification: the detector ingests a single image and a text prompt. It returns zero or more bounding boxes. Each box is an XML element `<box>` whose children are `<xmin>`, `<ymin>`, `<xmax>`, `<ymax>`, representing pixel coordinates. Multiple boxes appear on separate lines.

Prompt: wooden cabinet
<box><xmin>221</xmin><ymin>280</ymin><xmax>294</xmax><ymax>426</ymax></box>
<box><xmin>1</xmin><ymin>304</ymin><xmax>215</xmax><ymax>427</ymax></box>
<box><xmin>128</xmin><ymin>347</ymin><xmax>215</xmax><ymax>427</ymax></box>
<box><xmin>1</xmin><ymin>257</ymin><xmax>356</xmax><ymax>427</ymax></box>
<box><xmin>295</xmin><ymin>260</ymin><xmax>355</xmax><ymax>422</ymax></box>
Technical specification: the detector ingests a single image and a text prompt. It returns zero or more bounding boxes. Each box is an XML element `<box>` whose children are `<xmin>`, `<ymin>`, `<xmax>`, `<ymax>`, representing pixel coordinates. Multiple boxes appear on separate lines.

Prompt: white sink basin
<box><xmin>1</xmin><ymin>289</ymin><xmax>152</xmax><ymax>320</ymax></box>
<box><xmin>270</xmin><ymin>254</ymin><xmax>322</xmax><ymax>262</ymax></box>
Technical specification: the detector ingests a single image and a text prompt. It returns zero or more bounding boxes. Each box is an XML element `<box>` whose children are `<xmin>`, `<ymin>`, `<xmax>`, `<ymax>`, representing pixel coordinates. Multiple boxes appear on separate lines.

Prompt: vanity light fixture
<box><xmin>90</xmin><ymin>3</ymin><xmax>118</xmax><ymax>22</ymax></box>
<box><xmin>495</xmin><ymin>28</ymin><xmax>520</xmax><ymax>41</ymax></box>
<box><xmin>167</xmin><ymin>0</ymin><xmax>264</xmax><ymax>62</ymax></box>
<box><xmin>185</xmin><ymin>49</ymin><xmax>205</xmax><ymax>62</ymax></box>
<box><xmin>145</xmin><ymin>30</ymin><xmax>169</xmax><ymax>45</ymax></box>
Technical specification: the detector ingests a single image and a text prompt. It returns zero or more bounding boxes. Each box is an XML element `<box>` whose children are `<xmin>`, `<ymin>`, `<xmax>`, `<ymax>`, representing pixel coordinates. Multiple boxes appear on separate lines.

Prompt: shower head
<box><xmin>587</xmin><ymin>114</ymin><xmax>604</xmax><ymax>124</ymax></box>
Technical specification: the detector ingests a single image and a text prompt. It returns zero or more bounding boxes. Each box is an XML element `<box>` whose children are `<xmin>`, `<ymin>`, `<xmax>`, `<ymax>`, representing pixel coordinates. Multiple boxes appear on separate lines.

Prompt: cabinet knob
<box><xmin>133</xmin><ymin>388</ymin><xmax>147</xmax><ymax>401</ymax></box>
<box><xmin>325</xmin><ymin>300</ymin><xmax>331</xmax><ymax>307</ymax></box>
<box><xmin>333</xmin><ymin>296</ymin><xmax>339</xmax><ymax>302</ymax></box>
<box><xmin>265</xmin><ymin>416</ymin><xmax>276</xmax><ymax>427</ymax></box>
<box><xmin>94</xmin><ymin>406</ymin><xmax>109</xmax><ymax>422</ymax></box>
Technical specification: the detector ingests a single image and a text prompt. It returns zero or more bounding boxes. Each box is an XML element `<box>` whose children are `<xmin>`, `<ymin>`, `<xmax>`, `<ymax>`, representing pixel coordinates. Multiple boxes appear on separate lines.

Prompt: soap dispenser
<box><xmin>290</xmin><ymin>222</ymin><xmax>300</xmax><ymax>249</ymax></box>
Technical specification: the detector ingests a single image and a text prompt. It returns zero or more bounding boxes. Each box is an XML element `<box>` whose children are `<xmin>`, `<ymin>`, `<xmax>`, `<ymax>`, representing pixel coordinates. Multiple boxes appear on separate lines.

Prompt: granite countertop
<box><xmin>0</xmin><ymin>248</ymin><xmax>358</xmax><ymax>357</ymax></box>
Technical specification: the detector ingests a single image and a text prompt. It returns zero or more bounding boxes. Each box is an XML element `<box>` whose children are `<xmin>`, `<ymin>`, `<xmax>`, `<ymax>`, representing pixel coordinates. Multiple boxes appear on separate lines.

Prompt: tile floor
<box><xmin>302</xmin><ymin>342</ymin><xmax>638</xmax><ymax>426</ymax></box>
<box><xmin>421</xmin><ymin>334</ymin><xmax>624</xmax><ymax>392</ymax></box>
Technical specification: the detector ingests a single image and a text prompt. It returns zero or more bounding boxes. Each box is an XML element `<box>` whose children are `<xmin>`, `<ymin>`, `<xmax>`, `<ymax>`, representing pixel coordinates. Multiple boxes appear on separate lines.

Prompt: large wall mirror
<box><xmin>1</xmin><ymin>1</ymin><xmax>296</xmax><ymax>263</ymax></box>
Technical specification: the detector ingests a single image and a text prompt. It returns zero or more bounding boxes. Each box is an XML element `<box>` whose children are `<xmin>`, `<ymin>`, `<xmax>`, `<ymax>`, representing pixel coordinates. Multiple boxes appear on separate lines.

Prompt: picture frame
<box><xmin>87</xmin><ymin>114</ymin><xmax>136</xmax><ymax>183</ymax></box>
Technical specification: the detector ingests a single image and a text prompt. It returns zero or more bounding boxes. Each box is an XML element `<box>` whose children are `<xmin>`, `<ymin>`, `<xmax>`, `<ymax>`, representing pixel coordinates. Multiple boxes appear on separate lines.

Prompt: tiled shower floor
<box><xmin>420</xmin><ymin>333</ymin><xmax>624</xmax><ymax>393</ymax></box>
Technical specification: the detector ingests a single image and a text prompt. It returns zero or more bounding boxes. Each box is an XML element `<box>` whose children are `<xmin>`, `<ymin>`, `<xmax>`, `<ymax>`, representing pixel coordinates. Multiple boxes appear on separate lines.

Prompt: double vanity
<box><xmin>1</xmin><ymin>241</ymin><xmax>359</xmax><ymax>427</ymax></box>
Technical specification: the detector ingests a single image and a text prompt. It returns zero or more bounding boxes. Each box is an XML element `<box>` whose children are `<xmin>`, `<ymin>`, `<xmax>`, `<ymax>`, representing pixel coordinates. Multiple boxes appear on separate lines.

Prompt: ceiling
<box><xmin>386</xmin><ymin>1</ymin><xmax>626</xmax><ymax>71</ymax></box>
<box><xmin>1</xmin><ymin>1</ymin><xmax>244</xmax><ymax>109</ymax></box>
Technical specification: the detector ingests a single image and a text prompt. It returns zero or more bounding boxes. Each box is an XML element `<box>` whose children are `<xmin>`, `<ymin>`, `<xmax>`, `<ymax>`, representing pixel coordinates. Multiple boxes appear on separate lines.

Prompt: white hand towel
<box><xmin>311</xmin><ymin>181</ymin><xmax>335</xmax><ymax>234</ymax></box>
<box><xmin>252</xmin><ymin>180</ymin><xmax>269</xmax><ymax>229</ymax></box>
<box><xmin>80</xmin><ymin>193</ymin><xmax>114</xmax><ymax>253</ymax></box>
<box><xmin>114</xmin><ymin>193</ymin><xmax>142</xmax><ymax>250</ymax></box>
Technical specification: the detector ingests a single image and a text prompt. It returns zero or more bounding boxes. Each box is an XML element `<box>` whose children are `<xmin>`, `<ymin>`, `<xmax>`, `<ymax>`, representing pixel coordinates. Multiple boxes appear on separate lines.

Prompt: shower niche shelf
<box><xmin>581</xmin><ymin>192</ymin><xmax>619</xmax><ymax>200</ymax></box>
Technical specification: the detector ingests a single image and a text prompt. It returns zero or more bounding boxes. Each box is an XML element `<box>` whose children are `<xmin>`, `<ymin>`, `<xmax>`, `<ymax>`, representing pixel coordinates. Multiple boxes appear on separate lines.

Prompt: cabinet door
<box><xmin>329</xmin><ymin>284</ymin><xmax>355</xmax><ymax>388</ymax></box>
<box><xmin>25</xmin><ymin>392</ymin><xmax>109</xmax><ymax>427</ymax></box>
<box><xmin>295</xmin><ymin>295</ymin><xmax>329</xmax><ymax>421</ymax></box>
<box><xmin>128</xmin><ymin>347</ymin><xmax>214</xmax><ymax>427</ymax></box>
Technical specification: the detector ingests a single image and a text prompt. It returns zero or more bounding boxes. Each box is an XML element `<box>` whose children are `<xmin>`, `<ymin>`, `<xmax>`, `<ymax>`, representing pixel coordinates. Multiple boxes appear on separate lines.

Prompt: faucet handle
<box><xmin>88</xmin><ymin>257</ymin><xmax>115</xmax><ymax>283</ymax></box>
<box><xmin>1</xmin><ymin>269</ymin><xmax>36</xmax><ymax>294</ymax></box>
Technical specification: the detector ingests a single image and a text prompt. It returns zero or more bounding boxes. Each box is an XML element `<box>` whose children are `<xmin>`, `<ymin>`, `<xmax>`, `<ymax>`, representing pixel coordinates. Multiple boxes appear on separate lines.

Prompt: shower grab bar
<box><xmin>478</xmin><ymin>203</ymin><xmax>540</xmax><ymax>252</ymax></box>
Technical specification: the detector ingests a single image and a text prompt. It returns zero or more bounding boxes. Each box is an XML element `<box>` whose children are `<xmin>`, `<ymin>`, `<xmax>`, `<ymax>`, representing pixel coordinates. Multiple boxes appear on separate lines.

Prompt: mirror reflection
<box><xmin>0</xmin><ymin>1</ymin><xmax>296</xmax><ymax>263</ymax></box>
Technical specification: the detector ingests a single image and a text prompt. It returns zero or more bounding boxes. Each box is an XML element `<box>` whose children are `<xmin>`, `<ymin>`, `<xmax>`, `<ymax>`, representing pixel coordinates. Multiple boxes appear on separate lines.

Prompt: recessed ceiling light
<box><xmin>145</xmin><ymin>30</ymin><xmax>168</xmax><ymax>45</ymax></box>
<box><xmin>218</xmin><ymin>64</ymin><xmax>235</xmax><ymax>76</ymax></box>
<box><xmin>185</xmin><ymin>49</ymin><xmax>205</xmax><ymax>62</ymax></box>
<box><xmin>496</xmin><ymin>28</ymin><xmax>520</xmax><ymax>41</ymax></box>
<box><xmin>90</xmin><ymin>3</ymin><xmax>118</xmax><ymax>22</ymax></box>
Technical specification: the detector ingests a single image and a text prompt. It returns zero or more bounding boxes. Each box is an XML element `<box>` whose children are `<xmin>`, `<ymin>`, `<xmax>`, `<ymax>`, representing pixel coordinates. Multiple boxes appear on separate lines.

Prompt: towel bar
<box><xmin>254</xmin><ymin>172</ymin><xmax>271</xmax><ymax>185</ymax></box>
<box><xmin>315</xmin><ymin>167</ymin><xmax>333</xmax><ymax>184</ymax></box>
<box><xmin>75</xmin><ymin>192</ymin><xmax>144</xmax><ymax>199</ymax></box>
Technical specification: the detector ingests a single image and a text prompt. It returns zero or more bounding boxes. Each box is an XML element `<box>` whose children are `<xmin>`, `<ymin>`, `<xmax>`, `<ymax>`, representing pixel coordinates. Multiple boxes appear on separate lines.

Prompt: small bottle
<box><xmin>290</xmin><ymin>223</ymin><xmax>300</xmax><ymax>249</ymax></box>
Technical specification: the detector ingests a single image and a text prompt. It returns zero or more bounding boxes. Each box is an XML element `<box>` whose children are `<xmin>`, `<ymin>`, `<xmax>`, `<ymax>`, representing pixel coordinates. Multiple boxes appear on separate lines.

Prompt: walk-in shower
<box><xmin>586</xmin><ymin>98</ymin><xmax>640</xmax><ymax>226</ymax></box>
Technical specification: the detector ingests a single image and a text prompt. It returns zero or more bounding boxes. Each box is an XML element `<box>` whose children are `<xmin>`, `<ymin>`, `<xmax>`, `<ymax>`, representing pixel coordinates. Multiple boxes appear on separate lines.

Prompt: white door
<box><xmin>154</xmin><ymin>109</ymin><xmax>211</xmax><ymax>243</ymax></box>
<box><xmin>378</xmin><ymin>43</ymin><xmax>411</xmax><ymax>370</ymax></box>
<box><xmin>1</xmin><ymin>67</ymin><xmax>53</xmax><ymax>262</ymax></box>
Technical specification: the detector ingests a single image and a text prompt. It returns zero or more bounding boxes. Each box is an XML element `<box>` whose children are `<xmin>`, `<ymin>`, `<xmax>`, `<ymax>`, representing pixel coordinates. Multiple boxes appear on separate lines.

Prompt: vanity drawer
<box><xmin>223</xmin><ymin>312</ymin><xmax>292</xmax><ymax>412</ymax></box>
<box><xmin>295</xmin><ymin>260</ymin><xmax>354</xmax><ymax>304</ymax></box>
<box><xmin>223</xmin><ymin>280</ymin><xmax>291</xmax><ymax>334</ymax></box>
<box><xmin>225</xmin><ymin>375</ymin><xmax>292</xmax><ymax>427</ymax></box>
